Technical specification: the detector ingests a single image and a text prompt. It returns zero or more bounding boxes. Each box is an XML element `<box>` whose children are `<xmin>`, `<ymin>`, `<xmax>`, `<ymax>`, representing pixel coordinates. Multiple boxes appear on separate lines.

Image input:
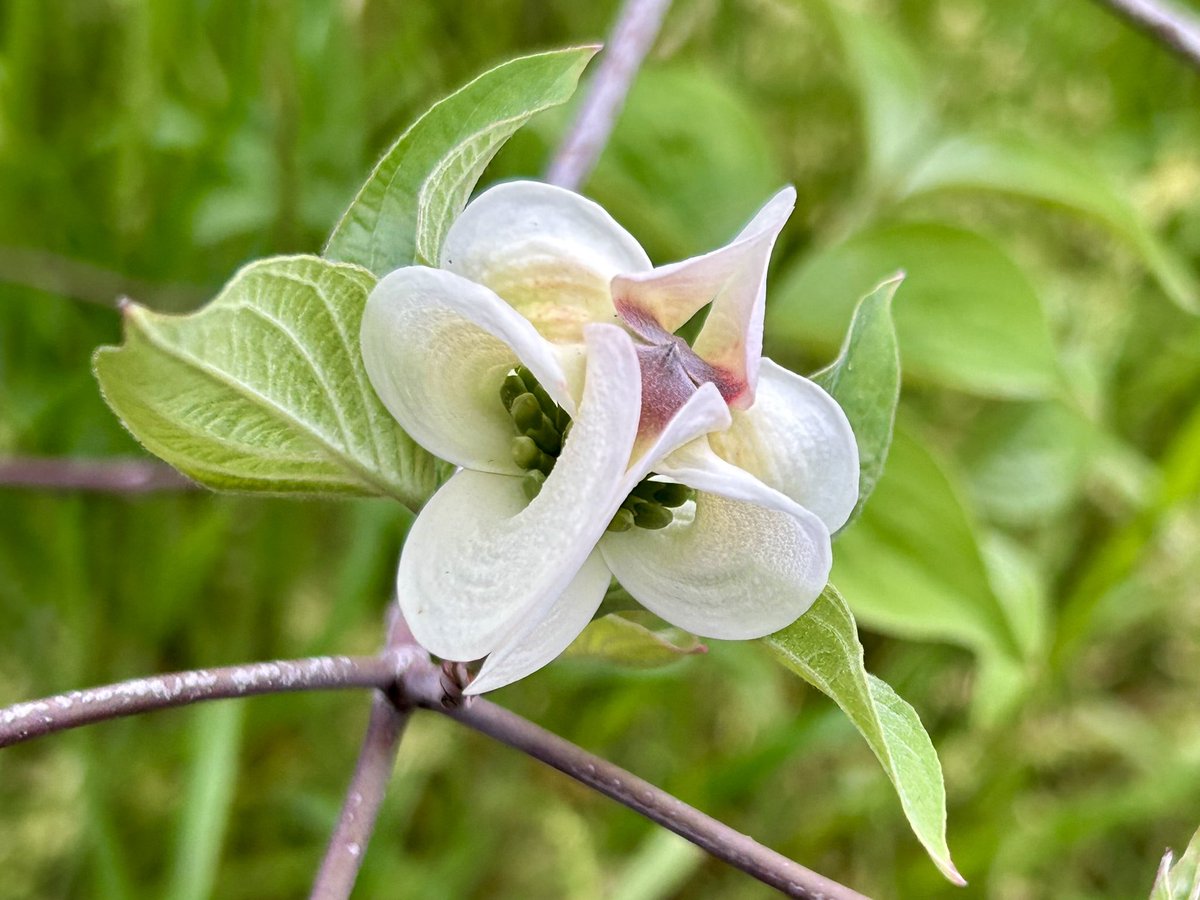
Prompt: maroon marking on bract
<box><xmin>616</xmin><ymin>294</ymin><xmax>746</xmax><ymax>435</ymax></box>
<box><xmin>614</xmin><ymin>297</ymin><xmax>673</xmax><ymax>345</ymax></box>
<box><xmin>635</xmin><ymin>342</ymin><xmax>698</xmax><ymax>438</ymax></box>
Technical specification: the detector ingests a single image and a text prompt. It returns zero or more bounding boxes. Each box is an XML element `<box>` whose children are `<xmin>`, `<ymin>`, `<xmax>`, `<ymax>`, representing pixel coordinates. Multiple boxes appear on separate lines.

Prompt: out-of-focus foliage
<box><xmin>2</xmin><ymin>1</ymin><xmax>1199</xmax><ymax>898</ymax></box>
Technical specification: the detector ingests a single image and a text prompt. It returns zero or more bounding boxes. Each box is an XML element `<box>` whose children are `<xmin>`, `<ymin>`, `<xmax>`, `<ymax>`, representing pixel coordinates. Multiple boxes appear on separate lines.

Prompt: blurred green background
<box><xmin>2</xmin><ymin>0</ymin><xmax>1199</xmax><ymax>897</ymax></box>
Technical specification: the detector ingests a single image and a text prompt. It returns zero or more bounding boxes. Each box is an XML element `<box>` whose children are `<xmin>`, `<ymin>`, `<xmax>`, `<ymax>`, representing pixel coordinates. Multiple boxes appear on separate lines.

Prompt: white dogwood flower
<box><xmin>360</xmin><ymin>182</ymin><xmax>859</xmax><ymax>694</ymax></box>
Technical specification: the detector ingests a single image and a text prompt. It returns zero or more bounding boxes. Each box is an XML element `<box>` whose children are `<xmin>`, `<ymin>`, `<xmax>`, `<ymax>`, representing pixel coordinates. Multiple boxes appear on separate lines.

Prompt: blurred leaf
<box><xmin>166</xmin><ymin>703</ymin><xmax>244</xmax><ymax>900</ymax></box>
<box><xmin>812</xmin><ymin>274</ymin><xmax>902</xmax><ymax>526</ymax></box>
<box><xmin>584</xmin><ymin>66</ymin><xmax>783</xmax><ymax>260</ymax></box>
<box><xmin>94</xmin><ymin>255</ymin><xmax>440</xmax><ymax>510</ymax></box>
<box><xmin>818</xmin><ymin>2</ymin><xmax>934</xmax><ymax>185</ymax></box>
<box><xmin>832</xmin><ymin>426</ymin><xmax>1024</xmax><ymax>660</ymax></box>
<box><xmin>1150</xmin><ymin>827</ymin><xmax>1200</xmax><ymax>900</ymax></box>
<box><xmin>325</xmin><ymin>47</ymin><xmax>596</xmax><ymax>274</ymax></box>
<box><xmin>770</xmin><ymin>222</ymin><xmax>1061</xmax><ymax>398</ymax></box>
<box><xmin>611</xmin><ymin>830</ymin><xmax>704</xmax><ymax>900</ymax></box>
<box><xmin>897</xmin><ymin>133</ymin><xmax>1198</xmax><ymax>313</ymax></box>
<box><xmin>960</xmin><ymin>401</ymin><xmax>1098</xmax><ymax>526</ymax></box>
<box><xmin>766</xmin><ymin>585</ymin><xmax>963</xmax><ymax>885</ymax></box>
<box><xmin>565</xmin><ymin>612</ymin><xmax>706</xmax><ymax>669</ymax></box>
<box><xmin>1055</xmin><ymin>401</ymin><xmax>1200</xmax><ymax>663</ymax></box>
<box><xmin>972</xmin><ymin>535</ymin><xmax>1050</xmax><ymax>727</ymax></box>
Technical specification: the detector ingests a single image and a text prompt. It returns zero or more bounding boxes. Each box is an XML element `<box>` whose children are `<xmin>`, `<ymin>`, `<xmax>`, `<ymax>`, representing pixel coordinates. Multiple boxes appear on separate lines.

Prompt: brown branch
<box><xmin>309</xmin><ymin>692</ymin><xmax>411</xmax><ymax>899</ymax></box>
<box><xmin>0</xmin><ymin>456</ymin><xmax>196</xmax><ymax>493</ymax></box>
<box><xmin>0</xmin><ymin>245</ymin><xmax>207</xmax><ymax>309</ymax></box>
<box><xmin>1</xmin><ymin>648</ymin><xmax>870</xmax><ymax>899</ymax></box>
<box><xmin>405</xmin><ymin>670</ymin><xmax>870</xmax><ymax>900</ymax></box>
<box><xmin>309</xmin><ymin>609</ymin><xmax>418</xmax><ymax>900</ymax></box>
<box><xmin>1091</xmin><ymin>0</ymin><xmax>1200</xmax><ymax>71</ymax></box>
<box><xmin>0</xmin><ymin>654</ymin><xmax>415</xmax><ymax>749</ymax></box>
<box><xmin>544</xmin><ymin>0</ymin><xmax>673</xmax><ymax>190</ymax></box>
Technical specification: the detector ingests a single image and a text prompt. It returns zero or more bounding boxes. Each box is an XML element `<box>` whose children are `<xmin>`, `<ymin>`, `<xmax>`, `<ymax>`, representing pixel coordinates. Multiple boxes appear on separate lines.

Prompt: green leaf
<box><xmin>324</xmin><ymin>46</ymin><xmax>597</xmax><ymax>275</ymax></box>
<box><xmin>831</xmin><ymin>426</ymin><xmax>1025</xmax><ymax>660</ymax></box>
<box><xmin>960</xmin><ymin>401</ymin><xmax>1099</xmax><ymax>526</ymax></box>
<box><xmin>565</xmin><ymin>612</ymin><xmax>706</xmax><ymax>669</ymax></box>
<box><xmin>1150</xmin><ymin>827</ymin><xmax>1200</xmax><ymax>900</ymax></box>
<box><xmin>812</xmin><ymin>274</ymin><xmax>902</xmax><ymax>526</ymax></box>
<box><xmin>94</xmin><ymin>255</ymin><xmax>441</xmax><ymax>510</ymax></box>
<box><xmin>897</xmin><ymin>133</ymin><xmax>1198</xmax><ymax>314</ymax></box>
<box><xmin>769</xmin><ymin>222</ymin><xmax>1061</xmax><ymax>398</ymax></box>
<box><xmin>818</xmin><ymin>2</ymin><xmax>934</xmax><ymax>184</ymax></box>
<box><xmin>166</xmin><ymin>703</ymin><xmax>244</xmax><ymax>900</ymax></box>
<box><xmin>765</xmin><ymin>585</ymin><xmax>963</xmax><ymax>885</ymax></box>
<box><xmin>971</xmin><ymin>535</ymin><xmax>1050</xmax><ymax>727</ymax></box>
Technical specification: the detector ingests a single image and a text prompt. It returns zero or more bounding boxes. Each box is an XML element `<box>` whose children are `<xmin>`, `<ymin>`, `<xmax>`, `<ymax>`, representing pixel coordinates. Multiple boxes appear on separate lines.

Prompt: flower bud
<box><xmin>499</xmin><ymin>373</ymin><xmax>526</xmax><ymax>411</ymax></box>
<box><xmin>512</xmin><ymin>436</ymin><xmax>553</xmax><ymax>473</ymax></box>
<box><xmin>633</xmin><ymin>503</ymin><xmax>673</xmax><ymax>530</ymax></box>
<box><xmin>522</xmin><ymin>469</ymin><xmax>546</xmax><ymax>501</ymax></box>
<box><xmin>607</xmin><ymin>507</ymin><xmax>635</xmax><ymax>532</ymax></box>
<box><xmin>510</xmin><ymin>392</ymin><xmax>543</xmax><ymax>431</ymax></box>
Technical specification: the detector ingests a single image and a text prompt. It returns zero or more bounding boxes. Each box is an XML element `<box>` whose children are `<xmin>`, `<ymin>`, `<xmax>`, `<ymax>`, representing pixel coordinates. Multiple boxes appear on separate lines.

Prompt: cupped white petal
<box><xmin>611</xmin><ymin>187</ymin><xmax>796</xmax><ymax>407</ymax></box>
<box><xmin>361</xmin><ymin>266</ymin><xmax>575</xmax><ymax>474</ymax></box>
<box><xmin>465</xmin><ymin>550</ymin><xmax>611</xmax><ymax>695</ymax></box>
<box><xmin>441</xmin><ymin>181</ymin><xmax>652</xmax><ymax>343</ymax></box>
<box><xmin>396</xmin><ymin>323</ymin><xmax>642</xmax><ymax>661</ymax></box>
<box><xmin>708</xmin><ymin>359</ymin><xmax>860</xmax><ymax>532</ymax></box>
<box><xmin>600</xmin><ymin>487</ymin><xmax>831</xmax><ymax>640</ymax></box>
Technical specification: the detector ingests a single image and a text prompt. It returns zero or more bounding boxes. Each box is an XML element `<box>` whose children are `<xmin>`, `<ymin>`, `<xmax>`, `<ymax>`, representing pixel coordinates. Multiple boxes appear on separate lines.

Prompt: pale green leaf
<box><xmin>766</xmin><ymin>585</ymin><xmax>963</xmax><ymax>885</ymax></box>
<box><xmin>818</xmin><ymin>1</ymin><xmax>935</xmax><ymax>184</ymax></box>
<box><xmin>325</xmin><ymin>47</ymin><xmax>597</xmax><ymax>274</ymax></box>
<box><xmin>812</xmin><ymin>275</ymin><xmax>902</xmax><ymax>526</ymax></box>
<box><xmin>1150</xmin><ymin>828</ymin><xmax>1200</xmax><ymax>900</ymax></box>
<box><xmin>831</xmin><ymin>426</ymin><xmax>1025</xmax><ymax>660</ymax></box>
<box><xmin>960</xmin><ymin>401</ymin><xmax>1099</xmax><ymax>526</ymax></box>
<box><xmin>769</xmin><ymin>222</ymin><xmax>1061</xmax><ymax>398</ymax></box>
<box><xmin>565</xmin><ymin>612</ymin><xmax>706</xmax><ymax>669</ymax></box>
<box><xmin>94</xmin><ymin>255</ymin><xmax>441</xmax><ymax>510</ymax></box>
<box><xmin>166</xmin><ymin>703</ymin><xmax>243</xmax><ymax>900</ymax></box>
<box><xmin>898</xmin><ymin>133</ymin><xmax>1198</xmax><ymax>313</ymax></box>
<box><xmin>971</xmin><ymin>535</ymin><xmax>1050</xmax><ymax>727</ymax></box>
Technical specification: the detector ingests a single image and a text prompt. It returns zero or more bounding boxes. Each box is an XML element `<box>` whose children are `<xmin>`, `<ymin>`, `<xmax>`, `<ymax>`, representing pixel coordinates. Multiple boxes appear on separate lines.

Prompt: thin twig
<box><xmin>0</xmin><ymin>654</ymin><xmax>415</xmax><ymax>749</ymax></box>
<box><xmin>0</xmin><ymin>245</ymin><xmax>207</xmax><ymax>309</ymax></box>
<box><xmin>2</xmin><ymin>651</ymin><xmax>869</xmax><ymax>899</ymax></box>
<box><xmin>309</xmin><ymin>609</ymin><xmax>419</xmax><ymax>900</ymax></box>
<box><xmin>544</xmin><ymin>0</ymin><xmax>673</xmax><ymax>190</ymax></box>
<box><xmin>0</xmin><ymin>456</ymin><xmax>196</xmax><ymax>493</ymax></box>
<box><xmin>405</xmin><ymin>671</ymin><xmax>870</xmax><ymax>900</ymax></box>
<box><xmin>1090</xmin><ymin>0</ymin><xmax>1200</xmax><ymax>71</ymax></box>
<box><xmin>309</xmin><ymin>693</ymin><xmax>411</xmax><ymax>899</ymax></box>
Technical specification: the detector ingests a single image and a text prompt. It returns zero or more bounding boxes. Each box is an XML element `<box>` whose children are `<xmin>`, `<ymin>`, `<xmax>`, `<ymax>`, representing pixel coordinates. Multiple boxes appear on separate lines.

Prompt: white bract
<box><xmin>361</xmin><ymin>181</ymin><xmax>859</xmax><ymax>694</ymax></box>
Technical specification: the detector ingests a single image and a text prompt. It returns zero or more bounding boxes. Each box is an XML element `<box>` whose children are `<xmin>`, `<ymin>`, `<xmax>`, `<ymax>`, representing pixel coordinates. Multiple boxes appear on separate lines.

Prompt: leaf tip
<box><xmin>941</xmin><ymin>859</ymin><xmax>968</xmax><ymax>887</ymax></box>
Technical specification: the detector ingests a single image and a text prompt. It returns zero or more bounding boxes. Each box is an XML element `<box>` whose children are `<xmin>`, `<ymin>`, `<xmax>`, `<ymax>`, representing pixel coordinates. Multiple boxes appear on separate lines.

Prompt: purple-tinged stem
<box><xmin>545</xmin><ymin>0</ymin><xmax>673</xmax><ymax>191</ymax></box>
<box><xmin>1091</xmin><ymin>0</ymin><xmax>1200</xmax><ymax>71</ymax></box>
<box><xmin>0</xmin><ymin>456</ymin><xmax>195</xmax><ymax>493</ymax></box>
<box><xmin>0</xmin><ymin>654</ymin><xmax>413</xmax><ymax>749</ymax></box>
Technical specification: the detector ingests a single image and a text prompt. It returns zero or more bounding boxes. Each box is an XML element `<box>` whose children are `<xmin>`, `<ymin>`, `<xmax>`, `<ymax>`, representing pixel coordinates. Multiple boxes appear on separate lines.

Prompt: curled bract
<box><xmin>361</xmin><ymin>181</ymin><xmax>859</xmax><ymax>693</ymax></box>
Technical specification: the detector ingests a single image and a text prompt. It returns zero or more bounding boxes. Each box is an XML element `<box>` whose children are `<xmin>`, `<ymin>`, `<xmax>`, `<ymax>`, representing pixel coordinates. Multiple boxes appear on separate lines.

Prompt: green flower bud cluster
<box><xmin>499</xmin><ymin>366</ymin><xmax>696</xmax><ymax>531</ymax></box>
<box><xmin>501</xmin><ymin>366</ymin><xmax>571</xmax><ymax>501</ymax></box>
<box><xmin>605</xmin><ymin>477</ymin><xmax>693</xmax><ymax>533</ymax></box>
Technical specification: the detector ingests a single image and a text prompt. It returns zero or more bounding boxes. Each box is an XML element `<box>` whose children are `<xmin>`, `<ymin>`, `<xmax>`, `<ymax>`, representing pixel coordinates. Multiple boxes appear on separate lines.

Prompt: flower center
<box><xmin>499</xmin><ymin>366</ymin><xmax>694</xmax><ymax>532</ymax></box>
